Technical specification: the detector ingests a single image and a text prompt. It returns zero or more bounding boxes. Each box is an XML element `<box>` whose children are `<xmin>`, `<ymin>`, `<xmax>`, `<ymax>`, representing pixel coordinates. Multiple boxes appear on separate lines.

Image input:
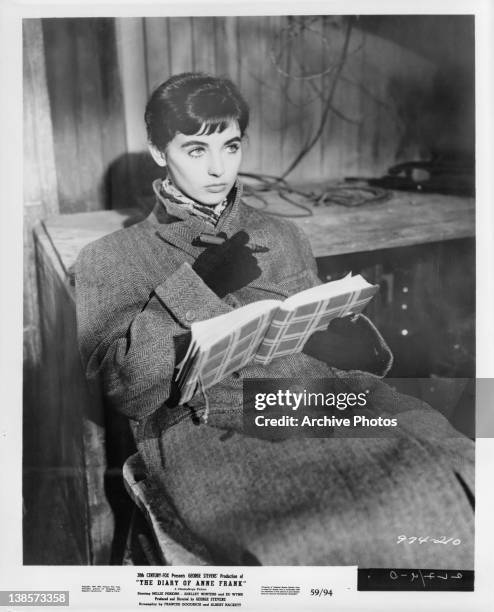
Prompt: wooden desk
<box><xmin>33</xmin><ymin>190</ymin><xmax>474</xmax><ymax>564</ymax></box>
<box><xmin>42</xmin><ymin>190</ymin><xmax>474</xmax><ymax>278</ymax></box>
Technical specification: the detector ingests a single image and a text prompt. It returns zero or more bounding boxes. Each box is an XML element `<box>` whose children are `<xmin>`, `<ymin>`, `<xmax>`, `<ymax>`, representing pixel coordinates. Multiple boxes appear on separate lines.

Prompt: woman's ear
<box><xmin>148</xmin><ymin>142</ymin><xmax>167</xmax><ymax>167</ymax></box>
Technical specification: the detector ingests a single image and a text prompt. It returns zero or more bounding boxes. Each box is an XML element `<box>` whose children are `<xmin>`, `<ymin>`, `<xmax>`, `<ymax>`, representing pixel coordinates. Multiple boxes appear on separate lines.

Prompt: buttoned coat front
<box><xmin>76</xmin><ymin>181</ymin><xmax>392</xmax><ymax>434</ymax></box>
<box><xmin>75</xmin><ymin>180</ymin><xmax>474</xmax><ymax>567</ymax></box>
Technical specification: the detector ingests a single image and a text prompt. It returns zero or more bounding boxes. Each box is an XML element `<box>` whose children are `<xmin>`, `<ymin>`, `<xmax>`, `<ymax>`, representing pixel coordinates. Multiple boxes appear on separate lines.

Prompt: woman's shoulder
<box><xmin>75</xmin><ymin>218</ymin><xmax>155</xmax><ymax>275</ymax></box>
<box><xmin>238</xmin><ymin>199</ymin><xmax>312</xmax><ymax>255</ymax></box>
<box><xmin>238</xmin><ymin>198</ymin><xmax>303</xmax><ymax>235</ymax></box>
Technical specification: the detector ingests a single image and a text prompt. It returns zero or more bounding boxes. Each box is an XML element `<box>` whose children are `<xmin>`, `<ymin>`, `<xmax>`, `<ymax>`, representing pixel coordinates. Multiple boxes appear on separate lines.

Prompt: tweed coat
<box><xmin>75</xmin><ymin>179</ymin><xmax>475</xmax><ymax>567</ymax></box>
<box><xmin>76</xmin><ymin>179</ymin><xmax>393</xmax><ymax>434</ymax></box>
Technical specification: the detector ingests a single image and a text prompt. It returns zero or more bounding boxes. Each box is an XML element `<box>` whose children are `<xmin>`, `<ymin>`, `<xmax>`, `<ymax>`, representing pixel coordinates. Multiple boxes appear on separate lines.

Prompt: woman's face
<box><xmin>163</xmin><ymin>121</ymin><xmax>242</xmax><ymax>206</ymax></box>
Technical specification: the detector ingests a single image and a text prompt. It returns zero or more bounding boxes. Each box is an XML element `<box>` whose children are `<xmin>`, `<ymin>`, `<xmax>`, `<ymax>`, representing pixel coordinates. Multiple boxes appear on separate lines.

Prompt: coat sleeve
<box><xmin>74</xmin><ymin>226</ymin><xmax>330</xmax><ymax>426</ymax></box>
<box><xmin>75</xmin><ymin>220</ymin><xmax>392</xmax><ymax>425</ymax></box>
<box><xmin>75</xmin><ymin>240</ymin><xmax>234</xmax><ymax>421</ymax></box>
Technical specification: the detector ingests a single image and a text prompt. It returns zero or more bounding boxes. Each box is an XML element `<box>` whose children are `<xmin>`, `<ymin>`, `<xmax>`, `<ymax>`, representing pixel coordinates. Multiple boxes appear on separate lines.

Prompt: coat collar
<box><xmin>147</xmin><ymin>178</ymin><xmax>245</xmax><ymax>258</ymax></box>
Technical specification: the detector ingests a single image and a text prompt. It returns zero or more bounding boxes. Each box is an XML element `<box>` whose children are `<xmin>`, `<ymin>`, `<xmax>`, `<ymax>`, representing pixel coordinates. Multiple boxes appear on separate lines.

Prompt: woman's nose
<box><xmin>208</xmin><ymin>153</ymin><xmax>224</xmax><ymax>177</ymax></box>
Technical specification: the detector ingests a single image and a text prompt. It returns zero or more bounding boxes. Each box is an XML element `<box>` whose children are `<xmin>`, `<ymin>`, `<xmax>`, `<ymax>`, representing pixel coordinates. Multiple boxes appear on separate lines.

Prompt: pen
<box><xmin>197</xmin><ymin>233</ymin><xmax>269</xmax><ymax>253</ymax></box>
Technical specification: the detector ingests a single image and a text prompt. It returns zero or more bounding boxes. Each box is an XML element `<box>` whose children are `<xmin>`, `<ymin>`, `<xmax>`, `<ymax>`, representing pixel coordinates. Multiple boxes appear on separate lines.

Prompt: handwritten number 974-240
<box><xmin>396</xmin><ymin>535</ymin><xmax>461</xmax><ymax>545</ymax></box>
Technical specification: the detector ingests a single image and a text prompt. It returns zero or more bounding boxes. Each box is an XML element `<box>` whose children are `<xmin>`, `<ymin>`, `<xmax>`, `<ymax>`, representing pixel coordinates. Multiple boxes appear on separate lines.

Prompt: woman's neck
<box><xmin>160</xmin><ymin>174</ymin><xmax>229</xmax><ymax>227</ymax></box>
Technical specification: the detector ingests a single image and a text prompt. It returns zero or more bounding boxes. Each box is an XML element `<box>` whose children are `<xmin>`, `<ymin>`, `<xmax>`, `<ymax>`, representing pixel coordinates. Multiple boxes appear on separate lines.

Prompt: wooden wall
<box><xmin>116</xmin><ymin>16</ymin><xmax>436</xmax><ymax>186</ymax></box>
<box><xmin>23</xmin><ymin>19</ymin><xmax>59</xmax><ymax>464</ymax></box>
<box><xmin>42</xmin><ymin>18</ymin><xmax>127</xmax><ymax>213</ymax></box>
<box><xmin>28</xmin><ymin>15</ymin><xmax>475</xmax><ymax>216</ymax></box>
<box><xmin>358</xmin><ymin>15</ymin><xmax>475</xmax><ymax>159</ymax></box>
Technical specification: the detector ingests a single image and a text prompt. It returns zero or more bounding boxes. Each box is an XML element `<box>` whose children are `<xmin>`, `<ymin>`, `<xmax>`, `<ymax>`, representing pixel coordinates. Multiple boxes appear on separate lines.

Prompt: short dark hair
<box><xmin>144</xmin><ymin>72</ymin><xmax>250</xmax><ymax>152</ymax></box>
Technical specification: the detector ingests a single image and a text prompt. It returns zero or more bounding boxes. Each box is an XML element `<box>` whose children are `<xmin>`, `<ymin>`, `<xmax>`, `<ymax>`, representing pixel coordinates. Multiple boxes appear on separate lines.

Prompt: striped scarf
<box><xmin>161</xmin><ymin>175</ymin><xmax>229</xmax><ymax>227</ymax></box>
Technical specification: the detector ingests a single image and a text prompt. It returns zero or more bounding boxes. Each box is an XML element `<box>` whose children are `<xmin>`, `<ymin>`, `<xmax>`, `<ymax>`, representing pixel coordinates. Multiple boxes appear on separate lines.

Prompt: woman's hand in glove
<box><xmin>192</xmin><ymin>230</ymin><xmax>262</xmax><ymax>298</ymax></box>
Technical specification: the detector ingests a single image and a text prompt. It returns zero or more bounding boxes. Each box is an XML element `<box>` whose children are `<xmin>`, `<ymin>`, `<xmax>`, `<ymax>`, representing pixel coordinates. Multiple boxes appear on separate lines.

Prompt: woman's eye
<box><xmin>188</xmin><ymin>147</ymin><xmax>205</xmax><ymax>158</ymax></box>
<box><xmin>226</xmin><ymin>143</ymin><xmax>240</xmax><ymax>154</ymax></box>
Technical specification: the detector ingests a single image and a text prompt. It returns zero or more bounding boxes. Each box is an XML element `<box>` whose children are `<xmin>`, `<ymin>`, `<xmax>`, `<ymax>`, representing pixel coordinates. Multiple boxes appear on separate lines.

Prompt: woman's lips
<box><xmin>205</xmin><ymin>184</ymin><xmax>228</xmax><ymax>193</ymax></box>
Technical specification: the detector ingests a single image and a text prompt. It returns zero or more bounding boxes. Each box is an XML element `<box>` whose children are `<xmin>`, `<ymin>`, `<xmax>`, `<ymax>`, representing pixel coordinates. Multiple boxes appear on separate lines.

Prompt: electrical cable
<box><xmin>239</xmin><ymin>171</ymin><xmax>391</xmax><ymax>217</ymax></box>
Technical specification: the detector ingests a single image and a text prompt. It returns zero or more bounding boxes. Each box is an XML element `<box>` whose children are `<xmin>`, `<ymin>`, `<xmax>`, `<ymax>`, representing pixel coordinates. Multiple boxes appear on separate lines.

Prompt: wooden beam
<box><xmin>115</xmin><ymin>18</ymin><xmax>148</xmax><ymax>153</ymax></box>
<box><xmin>23</xmin><ymin>19</ymin><xmax>59</xmax><ymax>214</ymax></box>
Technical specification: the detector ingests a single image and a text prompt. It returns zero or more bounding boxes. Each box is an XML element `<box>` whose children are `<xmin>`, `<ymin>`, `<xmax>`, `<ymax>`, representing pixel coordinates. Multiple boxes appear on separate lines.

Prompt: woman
<box><xmin>76</xmin><ymin>73</ymin><xmax>474</xmax><ymax>567</ymax></box>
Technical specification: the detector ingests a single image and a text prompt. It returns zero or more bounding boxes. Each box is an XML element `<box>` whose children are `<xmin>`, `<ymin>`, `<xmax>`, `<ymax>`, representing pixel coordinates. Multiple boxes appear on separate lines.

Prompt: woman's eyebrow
<box><xmin>180</xmin><ymin>136</ymin><xmax>241</xmax><ymax>149</ymax></box>
<box><xmin>180</xmin><ymin>139</ymin><xmax>208</xmax><ymax>148</ymax></box>
<box><xmin>223</xmin><ymin>137</ymin><xmax>241</xmax><ymax>145</ymax></box>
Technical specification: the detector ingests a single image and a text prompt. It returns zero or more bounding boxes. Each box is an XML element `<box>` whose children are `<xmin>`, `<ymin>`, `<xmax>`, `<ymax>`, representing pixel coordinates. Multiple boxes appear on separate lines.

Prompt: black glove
<box><xmin>192</xmin><ymin>231</ymin><xmax>262</xmax><ymax>298</ymax></box>
<box><xmin>303</xmin><ymin>315</ymin><xmax>390</xmax><ymax>375</ymax></box>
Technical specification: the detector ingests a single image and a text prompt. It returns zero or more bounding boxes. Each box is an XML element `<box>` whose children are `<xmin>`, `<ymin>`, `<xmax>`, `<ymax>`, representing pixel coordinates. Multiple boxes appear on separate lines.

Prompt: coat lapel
<box><xmin>148</xmin><ymin>179</ymin><xmax>245</xmax><ymax>259</ymax></box>
<box><xmin>146</xmin><ymin>178</ymin><xmax>290</xmax><ymax>301</ymax></box>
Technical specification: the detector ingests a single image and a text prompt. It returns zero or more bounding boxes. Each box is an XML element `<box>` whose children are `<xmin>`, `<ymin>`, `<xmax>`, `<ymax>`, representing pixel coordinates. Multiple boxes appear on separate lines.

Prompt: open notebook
<box><xmin>175</xmin><ymin>274</ymin><xmax>379</xmax><ymax>404</ymax></box>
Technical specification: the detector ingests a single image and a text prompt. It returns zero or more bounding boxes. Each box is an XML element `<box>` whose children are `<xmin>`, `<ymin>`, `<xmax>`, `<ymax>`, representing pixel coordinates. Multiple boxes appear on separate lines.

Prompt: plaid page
<box><xmin>253</xmin><ymin>284</ymin><xmax>378</xmax><ymax>365</ymax></box>
<box><xmin>178</xmin><ymin>309</ymin><xmax>275</xmax><ymax>404</ymax></box>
